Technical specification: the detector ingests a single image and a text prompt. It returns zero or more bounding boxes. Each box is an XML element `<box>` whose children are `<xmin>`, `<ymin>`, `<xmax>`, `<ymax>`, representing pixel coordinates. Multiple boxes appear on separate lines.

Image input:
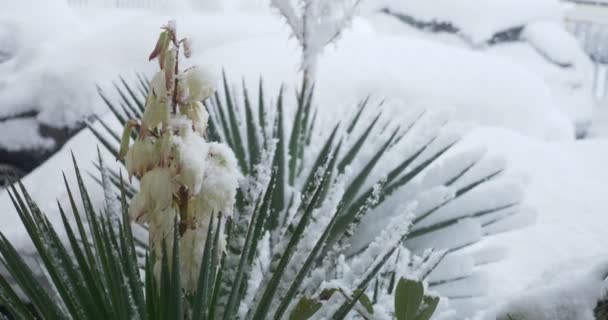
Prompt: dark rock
<box><xmin>0</xmin><ymin>114</ymin><xmax>83</xmax><ymax>186</ymax></box>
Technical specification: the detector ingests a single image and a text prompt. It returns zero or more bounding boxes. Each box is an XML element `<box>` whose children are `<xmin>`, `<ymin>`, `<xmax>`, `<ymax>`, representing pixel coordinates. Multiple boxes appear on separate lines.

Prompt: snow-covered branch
<box><xmin>270</xmin><ymin>0</ymin><xmax>362</xmax><ymax>82</ymax></box>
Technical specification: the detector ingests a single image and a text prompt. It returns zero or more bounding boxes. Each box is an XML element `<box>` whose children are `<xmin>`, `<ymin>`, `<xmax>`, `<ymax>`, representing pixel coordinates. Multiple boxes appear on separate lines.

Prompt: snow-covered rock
<box><xmin>366</xmin><ymin>1</ymin><xmax>595</xmax><ymax>135</ymax></box>
<box><xmin>365</xmin><ymin>0</ymin><xmax>564</xmax><ymax>45</ymax></box>
<box><xmin>0</xmin><ymin>126</ymin><xmax>109</xmax><ymax>253</ymax></box>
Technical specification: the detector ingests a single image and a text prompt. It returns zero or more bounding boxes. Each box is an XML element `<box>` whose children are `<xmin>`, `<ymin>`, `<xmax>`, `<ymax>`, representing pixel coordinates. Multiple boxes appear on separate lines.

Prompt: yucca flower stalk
<box><xmin>120</xmin><ymin>20</ymin><xmax>239</xmax><ymax>293</ymax></box>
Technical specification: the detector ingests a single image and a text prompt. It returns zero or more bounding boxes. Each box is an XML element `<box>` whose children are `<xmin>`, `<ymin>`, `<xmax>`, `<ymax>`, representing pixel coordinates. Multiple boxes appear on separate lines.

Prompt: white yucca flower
<box><xmin>198</xmin><ymin>142</ymin><xmax>240</xmax><ymax>217</ymax></box>
<box><xmin>182</xmin><ymin>101</ymin><xmax>209</xmax><ymax>135</ymax></box>
<box><xmin>139</xmin><ymin>167</ymin><xmax>174</xmax><ymax>212</ymax></box>
<box><xmin>125</xmin><ymin>138</ymin><xmax>158</xmax><ymax>178</ymax></box>
<box><xmin>184</xmin><ymin>66</ymin><xmax>215</xmax><ymax>103</ymax></box>
<box><xmin>121</xmin><ymin>20</ymin><xmax>238</xmax><ymax>294</ymax></box>
<box><xmin>150</xmin><ymin>205</ymin><xmax>179</xmax><ymax>281</ymax></box>
<box><xmin>150</xmin><ymin>71</ymin><xmax>168</xmax><ymax>98</ymax></box>
<box><xmin>178</xmin><ymin>228</ymin><xmax>206</xmax><ymax>292</ymax></box>
<box><xmin>172</xmin><ymin>132</ymin><xmax>208</xmax><ymax>195</ymax></box>
<box><xmin>129</xmin><ymin>192</ymin><xmax>148</xmax><ymax>223</ymax></box>
<box><xmin>142</xmin><ymin>95</ymin><xmax>170</xmax><ymax>131</ymax></box>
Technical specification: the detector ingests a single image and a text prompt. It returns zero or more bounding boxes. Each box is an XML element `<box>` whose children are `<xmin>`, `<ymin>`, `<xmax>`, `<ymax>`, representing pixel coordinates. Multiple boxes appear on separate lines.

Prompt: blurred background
<box><xmin>2</xmin><ymin>0</ymin><xmax>608</xmax><ymax>186</ymax></box>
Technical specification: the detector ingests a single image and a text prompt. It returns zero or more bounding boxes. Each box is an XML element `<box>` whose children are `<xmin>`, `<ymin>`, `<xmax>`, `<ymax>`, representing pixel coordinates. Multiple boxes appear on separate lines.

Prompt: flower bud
<box><xmin>149</xmin><ymin>30</ymin><xmax>171</xmax><ymax>65</ymax></box>
<box><xmin>180</xmin><ymin>101</ymin><xmax>209</xmax><ymax>135</ymax></box>
<box><xmin>150</xmin><ymin>71</ymin><xmax>168</xmax><ymax>98</ymax></box>
<box><xmin>191</xmin><ymin>101</ymin><xmax>209</xmax><ymax>134</ymax></box>
<box><xmin>149</xmin><ymin>205</ymin><xmax>178</xmax><ymax>253</ymax></box>
<box><xmin>117</xmin><ymin>120</ymin><xmax>137</xmax><ymax>161</ymax></box>
<box><xmin>164</xmin><ymin>49</ymin><xmax>177</xmax><ymax>92</ymax></box>
<box><xmin>140</xmin><ymin>167</ymin><xmax>174</xmax><ymax>213</ymax></box>
<box><xmin>208</xmin><ymin>142</ymin><xmax>239</xmax><ymax>171</ymax></box>
<box><xmin>166</xmin><ymin>20</ymin><xmax>177</xmax><ymax>35</ymax></box>
<box><xmin>176</xmin><ymin>80</ymin><xmax>190</xmax><ymax>104</ymax></box>
<box><xmin>172</xmin><ymin>131</ymin><xmax>208</xmax><ymax>195</ymax></box>
<box><xmin>142</xmin><ymin>95</ymin><xmax>170</xmax><ymax>132</ymax></box>
<box><xmin>179</xmin><ymin>228</ymin><xmax>206</xmax><ymax>292</ymax></box>
<box><xmin>182</xmin><ymin>37</ymin><xmax>192</xmax><ymax>58</ymax></box>
<box><xmin>185</xmin><ymin>66</ymin><xmax>214</xmax><ymax>102</ymax></box>
<box><xmin>125</xmin><ymin>138</ymin><xmax>158</xmax><ymax>178</ymax></box>
<box><xmin>150</xmin><ymin>204</ymin><xmax>179</xmax><ymax>280</ymax></box>
<box><xmin>129</xmin><ymin>192</ymin><xmax>149</xmax><ymax>223</ymax></box>
<box><xmin>196</xmin><ymin>142</ymin><xmax>240</xmax><ymax>217</ymax></box>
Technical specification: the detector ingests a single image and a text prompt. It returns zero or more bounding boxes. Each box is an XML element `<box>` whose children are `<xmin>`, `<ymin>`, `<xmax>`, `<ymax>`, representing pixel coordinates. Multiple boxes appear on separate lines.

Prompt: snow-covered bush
<box><xmin>89</xmin><ymin>6</ymin><xmax>531</xmax><ymax>316</ymax></box>
<box><xmin>94</xmin><ymin>48</ymin><xmax>533</xmax><ymax>320</ymax></box>
<box><xmin>0</xmin><ymin>10</ymin><xmax>529</xmax><ymax>318</ymax></box>
<box><xmin>0</xmin><ymin>20</ymin><xmax>455</xmax><ymax>320</ymax></box>
<box><xmin>370</xmin><ymin>0</ymin><xmax>595</xmax><ymax>137</ymax></box>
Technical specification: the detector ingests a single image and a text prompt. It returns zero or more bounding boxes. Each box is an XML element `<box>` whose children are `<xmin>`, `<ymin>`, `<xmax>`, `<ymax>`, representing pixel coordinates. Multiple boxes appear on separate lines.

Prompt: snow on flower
<box><xmin>125</xmin><ymin>138</ymin><xmax>158</xmax><ymax>178</ymax></box>
<box><xmin>142</xmin><ymin>94</ymin><xmax>170</xmax><ymax>132</ymax></box>
<box><xmin>121</xmin><ymin>20</ymin><xmax>239</xmax><ymax>293</ymax></box>
<box><xmin>184</xmin><ymin>66</ymin><xmax>216</xmax><ymax>103</ymax></box>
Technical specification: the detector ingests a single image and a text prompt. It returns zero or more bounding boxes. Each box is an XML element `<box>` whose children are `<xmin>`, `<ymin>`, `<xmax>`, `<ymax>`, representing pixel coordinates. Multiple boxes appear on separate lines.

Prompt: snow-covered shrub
<box><xmin>96</xmin><ymin>11</ymin><xmax>528</xmax><ymax>317</ymax></box>
<box><xmin>371</xmin><ymin>0</ymin><xmax>595</xmax><ymax>137</ymax></box>
<box><xmin>93</xmin><ymin>62</ymin><xmax>530</xmax><ymax>319</ymax></box>
<box><xmin>0</xmin><ymin>21</ymin><xmax>456</xmax><ymax>320</ymax></box>
<box><xmin>269</xmin><ymin>0</ymin><xmax>361</xmax><ymax>81</ymax></box>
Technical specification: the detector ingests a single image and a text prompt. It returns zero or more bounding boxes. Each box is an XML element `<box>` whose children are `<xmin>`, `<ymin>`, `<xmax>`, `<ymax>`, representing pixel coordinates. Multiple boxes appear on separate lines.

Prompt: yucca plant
<box><xmin>0</xmin><ymin>14</ymin><xmax>529</xmax><ymax>320</ymax></box>
<box><xmin>90</xmin><ymin>56</ymin><xmax>528</xmax><ymax>320</ymax></box>
<box><xmin>0</xmin><ymin>21</ymin><xmax>450</xmax><ymax>320</ymax></box>
<box><xmin>0</xmin><ymin>146</ymin><xmax>444</xmax><ymax>320</ymax></box>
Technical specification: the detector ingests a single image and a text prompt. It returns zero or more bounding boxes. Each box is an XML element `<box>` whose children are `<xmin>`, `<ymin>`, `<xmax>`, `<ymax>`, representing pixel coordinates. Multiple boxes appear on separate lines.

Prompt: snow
<box><xmin>270</xmin><ymin>0</ymin><xmax>361</xmax><ymax>74</ymax></box>
<box><xmin>0</xmin><ymin>118</ymin><xmax>55</xmax><ymax>151</ymax></box>
<box><xmin>523</xmin><ymin>21</ymin><xmax>585</xmax><ymax>67</ymax></box>
<box><xmin>203</xmin><ymin>30</ymin><xmax>575</xmax><ymax>141</ymax></box>
<box><xmin>488</xmin><ymin>41</ymin><xmax>596</xmax><ymax>128</ymax></box>
<box><xmin>1</xmin><ymin>4</ymin><xmax>578</xmax><ymax>142</ymax></box>
<box><xmin>487</xmin><ymin>43</ymin><xmax>597</xmax><ymax>124</ymax></box>
<box><xmin>455</xmin><ymin>127</ymin><xmax>608</xmax><ymax>315</ymax></box>
<box><xmin>494</xmin><ymin>260</ymin><xmax>608</xmax><ymax>320</ymax></box>
<box><xmin>366</xmin><ymin>5</ymin><xmax>596</xmax><ymax>130</ymax></box>
<box><xmin>508</xmin><ymin>21</ymin><xmax>596</xmax><ymax>126</ymax></box>
<box><xmin>369</xmin><ymin>0</ymin><xmax>564</xmax><ymax>45</ymax></box>
<box><xmin>0</xmin><ymin>7</ymin><xmax>286</xmax><ymax>130</ymax></box>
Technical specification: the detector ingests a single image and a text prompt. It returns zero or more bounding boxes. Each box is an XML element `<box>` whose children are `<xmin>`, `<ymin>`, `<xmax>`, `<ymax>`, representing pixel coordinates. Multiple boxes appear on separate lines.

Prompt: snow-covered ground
<box><xmin>1</xmin><ymin>0</ymin><xmax>607</xmax><ymax>318</ymax></box>
<box><xmin>457</xmin><ymin>127</ymin><xmax>608</xmax><ymax>317</ymax></box>
<box><xmin>369</xmin><ymin>0</ymin><xmax>597</xmax><ymax>135</ymax></box>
